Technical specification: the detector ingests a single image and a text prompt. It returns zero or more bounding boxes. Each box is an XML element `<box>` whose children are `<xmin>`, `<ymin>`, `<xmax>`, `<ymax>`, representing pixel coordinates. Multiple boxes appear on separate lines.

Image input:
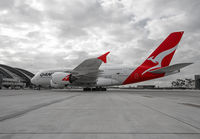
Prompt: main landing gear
<box><xmin>83</xmin><ymin>87</ymin><xmax>107</xmax><ymax>91</ymax></box>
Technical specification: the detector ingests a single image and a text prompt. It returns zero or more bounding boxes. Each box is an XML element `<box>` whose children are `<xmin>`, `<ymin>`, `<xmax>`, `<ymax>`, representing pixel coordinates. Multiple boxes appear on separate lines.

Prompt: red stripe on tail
<box><xmin>123</xmin><ymin>31</ymin><xmax>184</xmax><ymax>85</ymax></box>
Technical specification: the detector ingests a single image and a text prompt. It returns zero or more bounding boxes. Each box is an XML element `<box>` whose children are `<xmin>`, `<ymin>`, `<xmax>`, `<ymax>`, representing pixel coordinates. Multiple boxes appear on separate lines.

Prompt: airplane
<box><xmin>31</xmin><ymin>31</ymin><xmax>192</xmax><ymax>91</ymax></box>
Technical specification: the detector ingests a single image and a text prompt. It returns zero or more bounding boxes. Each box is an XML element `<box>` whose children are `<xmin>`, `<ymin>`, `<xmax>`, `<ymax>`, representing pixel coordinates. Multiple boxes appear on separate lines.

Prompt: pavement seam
<box><xmin>0</xmin><ymin>93</ymin><xmax>81</xmax><ymax>122</ymax></box>
<box><xmin>117</xmin><ymin>93</ymin><xmax>200</xmax><ymax>131</ymax></box>
<box><xmin>0</xmin><ymin>132</ymin><xmax>199</xmax><ymax>134</ymax></box>
<box><xmin>129</xmin><ymin>97</ymin><xmax>200</xmax><ymax>131</ymax></box>
<box><xmin>137</xmin><ymin>102</ymin><xmax>200</xmax><ymax>131</ymax></box>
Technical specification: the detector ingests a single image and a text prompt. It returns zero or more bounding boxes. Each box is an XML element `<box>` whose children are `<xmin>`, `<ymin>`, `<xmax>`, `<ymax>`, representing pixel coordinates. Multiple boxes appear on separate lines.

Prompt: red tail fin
<box><xmin>123</xmin><ymin>31</ymin><xmax>184</xmax><ymax>85</ymax></box>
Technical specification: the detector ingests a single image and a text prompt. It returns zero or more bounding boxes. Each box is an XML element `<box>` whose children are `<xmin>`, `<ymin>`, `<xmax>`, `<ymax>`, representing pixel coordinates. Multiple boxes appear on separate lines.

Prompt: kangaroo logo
<box><xmin>142</xmin><ymin>45</ymin><xmax>178</xmax><ymax>75</ymax></box>
<box><xmin>62</xmin><ymin>74</ymin><xmax>70</xmax><ymax>81</ymax></box>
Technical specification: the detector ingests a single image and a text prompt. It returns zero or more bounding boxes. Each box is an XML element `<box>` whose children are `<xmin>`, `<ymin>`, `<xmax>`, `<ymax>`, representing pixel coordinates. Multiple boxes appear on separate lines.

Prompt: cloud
<box><xmin>0</xmin><ymin>0</ymin><xmax>199</xmax><ymax>86</ymax></box>
<box><xmin>0</xmin><ymin>0</ymin><xmax>14</xmax><ymax>10</ymax></box>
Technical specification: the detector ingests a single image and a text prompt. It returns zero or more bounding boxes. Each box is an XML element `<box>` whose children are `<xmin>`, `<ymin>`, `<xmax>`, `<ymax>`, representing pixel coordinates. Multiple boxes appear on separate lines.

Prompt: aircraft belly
<box><xmin>100</xmin><ymin>68</ymin><xmax>133</xmax><ymax>85</ymax></box>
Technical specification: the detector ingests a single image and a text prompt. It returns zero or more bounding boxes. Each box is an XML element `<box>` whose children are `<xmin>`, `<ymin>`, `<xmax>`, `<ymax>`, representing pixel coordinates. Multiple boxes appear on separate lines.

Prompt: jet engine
<box><xmin>50</xmin><ymin>80</ymin><xmax>65</xmax><ymax>88</ymax></box>
<box><xmin>51</xmin><ymin>72</ymin><xmax>71</xmax><ymax>86</ymax></box>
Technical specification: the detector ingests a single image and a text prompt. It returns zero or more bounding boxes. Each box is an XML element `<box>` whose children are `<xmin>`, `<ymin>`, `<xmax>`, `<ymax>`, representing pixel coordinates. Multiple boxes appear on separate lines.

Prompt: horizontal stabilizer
<box><xmin>149</xmin><ymin>63</ymin><xmax>193</xmax><ymax>74</ymax></box>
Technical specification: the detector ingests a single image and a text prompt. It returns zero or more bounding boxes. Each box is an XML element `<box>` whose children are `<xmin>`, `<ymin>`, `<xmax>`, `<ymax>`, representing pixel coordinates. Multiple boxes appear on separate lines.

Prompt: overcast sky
<box><xmin>0</xmin><ymin>0</ymin><xmax>199</xmax><ymax>86</ymax></box>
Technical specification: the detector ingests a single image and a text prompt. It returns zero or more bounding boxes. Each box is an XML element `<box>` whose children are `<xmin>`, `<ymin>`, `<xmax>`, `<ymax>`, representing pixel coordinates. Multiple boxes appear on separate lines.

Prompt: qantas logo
<box><xmin>142</xmin><ymin>45</ymin><xmax>178</xmax><ymax>75</ymax></box>
<box><xmin>40</xmin><ymin>72</ymin><xmax>53</xmax><ymax>77</ymax></box>
<box><xmin>62</xmin><ymin>75</ymin><xmax>70</xmax><ymax>81</ymax></box>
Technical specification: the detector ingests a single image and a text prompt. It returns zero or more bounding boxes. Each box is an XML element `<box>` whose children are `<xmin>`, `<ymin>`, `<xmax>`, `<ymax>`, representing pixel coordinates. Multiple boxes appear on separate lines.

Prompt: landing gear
<box><xmin>83</xmin><ymin>87</ymin><xmax>107</xmax><ymax>91</ymax></box>
<box><xmin>33</xmin><ymin>85</ymin><xmax>41</xmax><ymax>90</ymax></box>
<box><xmin>83</xmin><ymin>87</ymin><xmax>91</xmax><ymax>91</ymax></box>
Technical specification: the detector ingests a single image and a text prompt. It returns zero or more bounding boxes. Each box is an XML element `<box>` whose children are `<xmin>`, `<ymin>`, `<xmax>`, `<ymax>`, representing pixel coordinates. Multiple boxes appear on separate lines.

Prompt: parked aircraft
<box><xmin>31</xmin><ymin>31</ymin><xmax>192</xmax><ymax>91</ymax></box>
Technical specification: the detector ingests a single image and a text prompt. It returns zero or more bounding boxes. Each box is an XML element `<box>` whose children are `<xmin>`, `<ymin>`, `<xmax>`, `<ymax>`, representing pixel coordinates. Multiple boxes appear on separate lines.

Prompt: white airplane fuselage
<box><xmin>31</xmin><ymin>68</ymin><xmax>134</xmax><ymax>88</ymax></box>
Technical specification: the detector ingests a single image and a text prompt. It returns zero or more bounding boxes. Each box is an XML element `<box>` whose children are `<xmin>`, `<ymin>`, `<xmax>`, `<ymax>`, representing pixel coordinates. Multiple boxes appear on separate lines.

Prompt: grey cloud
<box><xmin>58</xmin><ymin>25</ymin><xmax>88</xmax><ymax>39</ymax></box>
<box><xmin>135</xmin><ymin>18</ymin><xmax>150</xmax><ymax>28</ymax></box>
<box><xmin>0</xmin><ymin>1</ymin><xmax>43</xmax><ymax>25</ymax></box>
<box><xmin>14</xmin><ymin>3</ymin><xmax>42</xmax><ymax>24</ymax></box>
<box><xmin>26</xmin><ymin>31</ymin><xmax>42</xmax><ymax>39</ymax></box>
<box><xmin>146</xmin><ymin>0</ymin><xmax>200</xmax><ymax>34</ymax></box>
<box><xmin>0</xmin><ymin>0</ymin><xmax>14</xmax><ymax>10</ymax></box>
<box><xmin>43</xmin><ymin>0</ymin><xmax>135</xmax><ymax>40</ymax></box>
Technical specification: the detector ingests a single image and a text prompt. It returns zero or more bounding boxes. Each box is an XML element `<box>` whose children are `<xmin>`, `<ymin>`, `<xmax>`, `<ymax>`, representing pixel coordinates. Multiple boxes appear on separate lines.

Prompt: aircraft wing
<box><xmin>70</xmin><ymin>52</ymin><xmax>110</xmax><ymax>85</ymax></box>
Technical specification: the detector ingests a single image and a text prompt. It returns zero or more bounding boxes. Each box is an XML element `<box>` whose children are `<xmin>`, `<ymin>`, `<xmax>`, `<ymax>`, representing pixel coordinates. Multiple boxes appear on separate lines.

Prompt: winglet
<box><xmin>97</xmin><ymin>52</ymin><xmax>110</xmax><ymax>63</ymax></box>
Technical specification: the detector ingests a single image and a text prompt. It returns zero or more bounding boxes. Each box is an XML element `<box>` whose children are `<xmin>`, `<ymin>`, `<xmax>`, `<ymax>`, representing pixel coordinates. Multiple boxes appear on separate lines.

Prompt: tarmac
<box><xmin>0</xmin><ymin>89</ymin><xmax>200</xmax><ymax>139</ymax></box>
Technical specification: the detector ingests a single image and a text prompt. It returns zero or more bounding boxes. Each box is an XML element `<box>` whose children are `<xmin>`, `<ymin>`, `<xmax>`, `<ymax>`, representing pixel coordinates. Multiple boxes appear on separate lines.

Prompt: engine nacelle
<box><xmin>96</xmin><ymin>77</ymin><xmax>119</xmax><ymax>86</ymax></box>
<box><xmin>51</xmin><ymin>72</ymin><xmax>71</xmax><ymax>85</ymax></box>
<box><xmin>50</xmin><ymin>80</ymin><xmax>65</xmax><ymax>88</ymax></box>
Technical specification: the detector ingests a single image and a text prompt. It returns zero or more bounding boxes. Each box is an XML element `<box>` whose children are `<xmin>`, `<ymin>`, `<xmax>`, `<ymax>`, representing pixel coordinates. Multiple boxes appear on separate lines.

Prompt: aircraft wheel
<box><xmin>83</xmin><ymin>87</ymin><xmax>107</xmax><ymax>91</ymax></box>
<box><xmin>96</xmin><ymin>87</ymin><xmax>107</xmax><ymax>91</ymax></box>
<box><xmin>83</xmin><ymin>88</ymin><xmax>91</xmax><ymax>91</ymax></box>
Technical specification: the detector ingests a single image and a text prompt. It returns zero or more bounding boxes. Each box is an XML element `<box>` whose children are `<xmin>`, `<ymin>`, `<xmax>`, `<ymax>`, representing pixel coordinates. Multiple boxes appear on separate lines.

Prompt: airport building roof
<box><xmin>0</xmin><ymin>64</ymin><xmax>34</xmax><ymax>87</ymax></box>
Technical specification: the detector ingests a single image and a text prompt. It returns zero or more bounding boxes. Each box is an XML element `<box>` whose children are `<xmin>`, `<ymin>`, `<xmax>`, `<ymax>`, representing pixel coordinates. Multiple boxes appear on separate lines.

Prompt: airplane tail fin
<box><xmin>141</xmin><ymin>31</ymin><xmax>184</xmax><ymax>71</ymax></box>
<box><xmin>123</xmin><ymin>31</ymin><xmax>184</xmax><ymax>85</ymax></box>
<box><xmin>141</xmin><ymin>31</ymin><xmax>184</xmax><ymax>75</ymax></box>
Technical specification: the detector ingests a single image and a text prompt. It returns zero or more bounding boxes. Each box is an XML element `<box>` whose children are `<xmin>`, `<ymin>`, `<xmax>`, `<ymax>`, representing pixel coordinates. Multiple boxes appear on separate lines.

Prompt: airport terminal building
<box><xmin>0</xmin><ymin>64</ymin><xmax>34</xmax><ymax>89</ymax></box>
